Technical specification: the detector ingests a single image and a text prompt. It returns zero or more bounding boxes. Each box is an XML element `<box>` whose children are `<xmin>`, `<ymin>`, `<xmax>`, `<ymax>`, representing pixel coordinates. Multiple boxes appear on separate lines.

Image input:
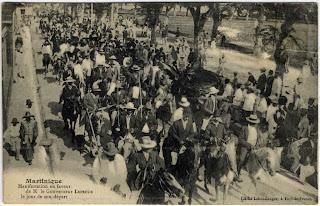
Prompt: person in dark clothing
<box><xmin>247</xmin><ymin>72</ymin><xmax>256</xmax><ymax>86</ymax></box>
<box><xmin>265</xmin><ymin>70</ymin><xmax>274</xmax><ymax>97</ymax></box>
<box><xmin>257</xmin><ymin>68</ymin><xmax>267</xmax><ymax>95</ymax></box>
<box><xmin>176</xmin><ymin>27</ymin><xmax>181</xmax><ymax>38</ymax></box>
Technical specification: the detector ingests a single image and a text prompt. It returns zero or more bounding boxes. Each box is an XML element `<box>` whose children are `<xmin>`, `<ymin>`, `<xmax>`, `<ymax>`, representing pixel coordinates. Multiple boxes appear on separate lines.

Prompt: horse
<box><xmin>175</xmin><ymin>141</ymin><xmax>201</xmax><ymax>204</ymax></box>
<box><xmin>62</xmin><ymin>99</ymin><xmax>81</xmax><ymax>135</ymax></box>
<box><xmin>246</xmin><ymin>147</ymin><xmax>283</xmax><ymax>190</ymax></box>
<box><xmin>137</xmin><ymin>168</ymin><xmax>185</xmax><ymax>204</ymax></box>
<box><xmin>203</xmin><ymin>136</ymin><xmax>238</xmax><ymax>203</ymax></box>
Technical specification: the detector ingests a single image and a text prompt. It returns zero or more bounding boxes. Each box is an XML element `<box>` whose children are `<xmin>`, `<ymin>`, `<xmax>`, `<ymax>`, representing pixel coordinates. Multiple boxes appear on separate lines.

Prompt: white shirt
<box><xmin>73</xmin><ymin>63</ymin><xmax>84</xmax><ymax>83</ymax></box>
<box><xmin>172</xmin><ymin>107</ymin><xmax>183</xmax><ymax>122</ymax></box>
<box><xmin>95</xmin><ymin>53</ymin><xmax>106</xmax><ymax>66</ymax></box>
<box><xmin>257</xmin><ymin>97</ymin><xmax>268</xmax><ymax>113</ymax></box>
<box><xmin>247</xmin><ymin>125</ymin><xmax>258</xmax><ymax>146</ymax></box>
<box><xmin>42</xmin><ymin>45</ymin><xmax>52</xmax><ymax>55</ymax></box>
<box><xmin>59</xmin><ymin>43</ymin><xmax>69</xmax><ymax>54</ymax></box>
<box><xmin>82</xmin><ymin>59</ymin><xmax>93</xmax><ymax>76</ymax></box>
<box><xmin>223</xmin><ymin>83</ymin><xmax>234</xmax><ymax>97</ymax></box>
<box><xmin>233</xmin><ymin>88</ymin><xmax>243</xmax><ymax>106</ymax></box>
<box><xmin>4</xmin><ymin>124</ymin><xmax>20</xmax><ymax>139</ymax></box>
<box><xmin>243</xmin><ymin>93</ymin><xmax>256</xmax><ymax>112</ymax></box>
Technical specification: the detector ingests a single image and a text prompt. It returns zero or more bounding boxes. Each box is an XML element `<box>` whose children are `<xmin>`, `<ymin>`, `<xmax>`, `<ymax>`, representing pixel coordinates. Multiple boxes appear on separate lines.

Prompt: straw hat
<box><xmin>145</xmin><ymin>102</ymin><xmax>153</xmax><ymax>110</ymax></box>
<box><xmin>179</xmin><ymin>97</ymin><xmax>190</xmax><ymax>107</ymax></box>
<box><xmin>125</xmin><ymin>102</ymin><xmax>136</xmax><ymax>110</ymax></box>
<box><xmin>208</xmin><ymin>86</ymin><xmax>219</xmax><ymax>95</ymax></box>
<box><xmin>109</xmin><ymin>55</ymin><xmax>117</xmax><ymax>60</ymax></box>
<box><xmin>123</xmin><ymin>57</ymin><xmax>133</xmax><ymax>67</ymax></box>
<box><xmin>269</xmin><ymin>95</ymin><xmax>278</xmax><ymax>104</ymax></box>
<box><xmin>103</xmin><ymin>142</ymin><xmax>119</xmax><ymax>156</ymax></box>
<box><xmin>131</xmin><ymin>65</ymin><xmax>140</xmax><ymax>71</ymax></box>
<box><xmin>64</xmin><ymin>76</ymin><xmax>76</xmax><ymax>83</ymax></box>
<box><xmin>246</xmin><ymin>114</ymin><xmax>260</xmax><ymax>124</ymax></box>
<box><xmin>140</xmin><ymin>136</ymin><xmax>157</xmax><ymax>149</ymax></box>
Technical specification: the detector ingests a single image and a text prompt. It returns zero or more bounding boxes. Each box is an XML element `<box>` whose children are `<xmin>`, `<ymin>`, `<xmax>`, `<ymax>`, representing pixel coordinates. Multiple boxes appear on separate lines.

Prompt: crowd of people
<box><xmin>4</xmin><ymin>8</ymin><xmax>318</xmax><ymax>203</ymax></box>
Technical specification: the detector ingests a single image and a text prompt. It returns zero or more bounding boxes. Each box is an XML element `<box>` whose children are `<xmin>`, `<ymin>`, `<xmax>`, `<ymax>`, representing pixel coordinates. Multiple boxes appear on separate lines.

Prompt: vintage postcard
<box><xmin>2</xmin><ymin>2</ymin><xmax>318</xmax><ymax>204</ymax></box>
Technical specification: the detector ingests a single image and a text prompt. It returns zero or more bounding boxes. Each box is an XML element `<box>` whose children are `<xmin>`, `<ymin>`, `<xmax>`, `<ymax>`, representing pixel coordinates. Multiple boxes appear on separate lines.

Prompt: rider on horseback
<box><xmin>59</xmin><ymin>76</ymin><xmax>80</xmax><ymax>130</ymax></box>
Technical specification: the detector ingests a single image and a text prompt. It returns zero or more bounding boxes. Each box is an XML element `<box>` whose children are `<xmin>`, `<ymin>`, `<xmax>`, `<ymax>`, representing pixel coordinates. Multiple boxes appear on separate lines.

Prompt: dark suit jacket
<box><xmin>167</xmin><ymin>119</ymin><xmax>195</xmax><ymax>150</ymax></box>
<box><xmin>257</xmin><ymin>73</ymin><xmax>267</xmax><ymax>93</ymax></box>
<box><xmin>117</xmin><ymin>114</ymin><xmax>140</xmax><ymax>137</ymax></box>
<box><xmin>127</xmin><ymin>150</ymin><xmax>165</xmax><ymax>173</ymax></box>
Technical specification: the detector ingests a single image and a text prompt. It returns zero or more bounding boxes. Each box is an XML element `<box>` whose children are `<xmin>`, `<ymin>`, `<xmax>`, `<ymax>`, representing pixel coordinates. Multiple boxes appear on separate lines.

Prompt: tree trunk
<box><xmin>254</xmin><ymin>6</ymin><xmax>265</xmax><ymax>56</ymax></box>
<box><xmin>274</xmin><ymin>20</ymin><xmax>295</xmax><ymax>78</ymax></box>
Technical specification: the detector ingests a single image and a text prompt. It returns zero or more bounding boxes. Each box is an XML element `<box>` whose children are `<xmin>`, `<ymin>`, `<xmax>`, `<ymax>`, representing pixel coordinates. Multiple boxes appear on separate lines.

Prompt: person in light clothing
<box><xmin>222</xmin><ymin>78</ymin><xmax>234</xmax><ymax>98</ymax></box>
<box><xmin>242</xmin><ymin>87</ymin><xmax>256</xmax><ymax>118</ymax></box>
<box><xmin>236</xmin><ymin>114</ymin><xmax>260</xmax><ymax>182</ymax></box>
<box><xmin>256</xmin><ymin>93</ymin><xmax>268</xmax><ymax>121</ymax></box>
<box><xmin>203</xmin><ymin>87</ymin><xmax>219</xmax><ymax>116</ymax></box>
<box><xmin>92</xmin><ymin>142</ymin><xmax>130</xmax><ymax>198</ymax></box>
<box><xmin>4</xmin><ymin>118</ymin><xmax>21</xmax><ymax>160</ymax></box>
<box><xmin>95</xmin><ymin>49</ymin><xmax>106</xmax><ymax>67</ymax></box>
<box><xmin>266</xmin><ymin>95</ymin><xmax>279</xmax><ymax>135</ymax></box>
<box><xmin>73</xmin><ymin>59</ymin><xmax>84</xmax><ymax>85</ymax></box>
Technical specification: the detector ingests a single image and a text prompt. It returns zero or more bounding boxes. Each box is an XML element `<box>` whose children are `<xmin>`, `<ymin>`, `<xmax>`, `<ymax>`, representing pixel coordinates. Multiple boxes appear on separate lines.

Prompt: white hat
<box><xmin>269</xmin><ymin>95</ymin><xmax>278</xmax><ymax>104</ymax></box>
<box><xmin>125</xmin><ymin>102</ymin><xmax>136</xmax><ymax>110</ymax></box>
<box><xmin>123</xmin><ymin>57</ymin><xmax>133</xmax><ymax>67</ymax></box>
<box><xmin>64</xmin><ymin>76</ymin><xmax>76</xmax><ymax>83</ymax></box>
<box><xmin>246</xmin><ymin>114</ymin><xmax>260</xmax><ymax>124</ymax></box>
<box><xmin>179</xmin><ymin>97</ymin><xmax>190</xmax><ymax>107</ymax></box>
<box><xmin>213</xmin><ymin>117</ymin><xmax>223</xmax><ymax>123</ymax></box>
<box><xmin>110</xmin><ymin>55</ymin><xmax>117</xmax><ymax>60</ymax></box>
<box><xmin>208</xmin><ymin>86</ymin><xmax>219</xmax><ymax>95</ymax></box>
<box><xmin>140</xmin><ymin>136</ymin><xmax>157</xmax><ymax>149</ymax></box>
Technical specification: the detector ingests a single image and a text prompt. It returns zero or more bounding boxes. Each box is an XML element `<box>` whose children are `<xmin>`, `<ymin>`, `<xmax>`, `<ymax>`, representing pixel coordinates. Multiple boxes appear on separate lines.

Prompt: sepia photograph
<box><xmin>1</xmin><ymin>1</ymin><xmax>318</xmax><ymax>204</ymax></box>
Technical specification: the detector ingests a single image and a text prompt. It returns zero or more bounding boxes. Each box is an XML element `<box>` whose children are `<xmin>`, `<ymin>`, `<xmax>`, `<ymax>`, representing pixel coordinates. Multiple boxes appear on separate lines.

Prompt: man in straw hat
<box><xmin>20</xmin><ymin>112</ymin><xmax>38</xmax><ymax>165</ymax></box>
<box><xmin>92</xmin><ymin>142</ymin><xmax>130</xmax><ymax>197</ymax></box>
<box><xmin>3</xmin><ymin>118</ymin><xmax>21</xmax><ymax>160</ymax></box>
<box><xmin>236</xmin><ymin>114</ymin><xmax>260</xmax><ymax>182</ymax></box>
<box><xmin>127</xmin><ymin>130</ymin><xmax>164</xmax><ymax>192</ymax></box>
<box><xmin>203</xmin><ymin>86</ymin><xmax>219</xmax><ymax>117</ymax></box>
<box><xmin>171</xmin><ymin>96</ymin><xmax>192</xmax><ymax>122</ymax></box>
<box><xmin>117</xmin><ymin>102</ymin><xmax>140</xmax><ymax>138</ymax></box>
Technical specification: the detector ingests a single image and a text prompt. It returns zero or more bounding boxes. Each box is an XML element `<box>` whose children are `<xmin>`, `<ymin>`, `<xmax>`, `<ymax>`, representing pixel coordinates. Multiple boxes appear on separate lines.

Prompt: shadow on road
<box><xmin>45</xmin><ymin>119</ymin><xmax>74</xmax><ymax>150</ymax></box>
<box><xmin>45</xmin><ymin>76</ymin><xmax>57</xmax><ymax>84</ymax></box>
<box><xmin>48</xmin><ymin>101</ymin><xmax>61</xmax><ymax>116</ymax></box>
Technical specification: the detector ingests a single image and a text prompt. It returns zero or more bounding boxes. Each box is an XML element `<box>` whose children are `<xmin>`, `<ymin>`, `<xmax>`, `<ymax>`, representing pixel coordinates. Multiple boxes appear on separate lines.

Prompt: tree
<box><xmin>187</xmin><ymin>3</ymin><xmax>212</xmax><ymax>56</ymax></box>
<box><xmin>140</xmin><ymin>3</ymin><xmax>165</xmax><ymax>44</ymax></box>
<box><xmin>208</xmin><ymin>3</ymin><xmax>233</xmax><ymax>42</ymax></box>
<box><xmin>93</xmin><ymin>3</ymin><xmax>111</xmax><ymax>22</ymax></box>
<box><xmin>258</xmin><ymin>3</ymin><xmax>315</xmax><ymax>76</ymax></box>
